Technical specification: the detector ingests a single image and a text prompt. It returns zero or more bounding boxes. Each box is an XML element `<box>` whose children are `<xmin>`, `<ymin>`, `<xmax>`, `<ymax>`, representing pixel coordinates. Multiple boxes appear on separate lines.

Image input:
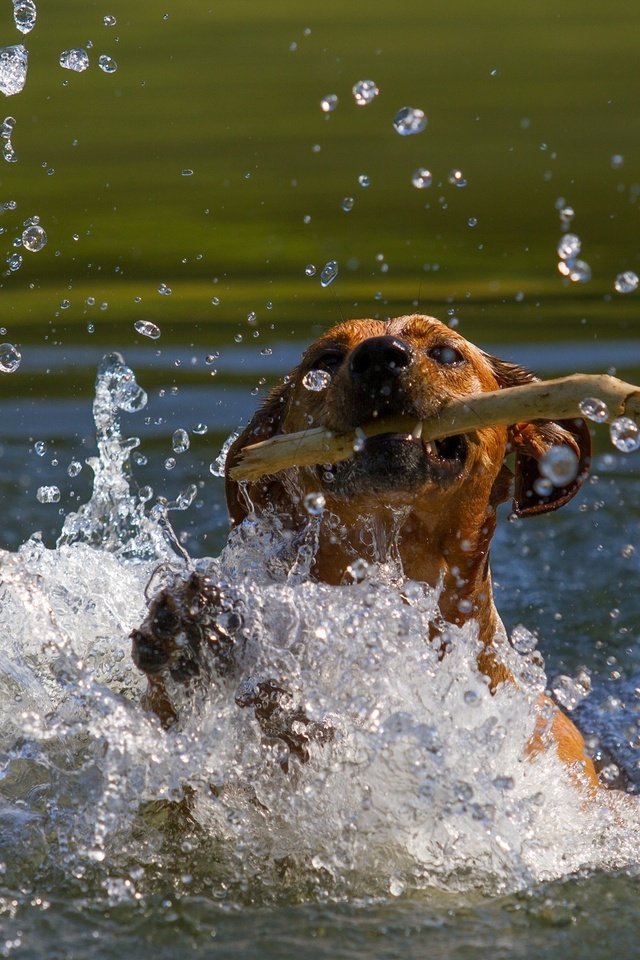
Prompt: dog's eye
<box><xmin>309</xmin><ymin>350</ymin><xmax>344</xmax><ymax>373</ymax></box>
<box><xmin>427</xmin><ymin>345</ymin><xmax>466</xmax><ymax>366</ymax></box>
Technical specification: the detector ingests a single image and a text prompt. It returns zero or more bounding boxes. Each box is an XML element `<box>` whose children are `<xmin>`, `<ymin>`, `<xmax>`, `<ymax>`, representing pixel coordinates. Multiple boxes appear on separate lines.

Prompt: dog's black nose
<box><xmin>349</xmin><ymin>336</ymin><xmax>412</xmax><ymax>379</ymax></box>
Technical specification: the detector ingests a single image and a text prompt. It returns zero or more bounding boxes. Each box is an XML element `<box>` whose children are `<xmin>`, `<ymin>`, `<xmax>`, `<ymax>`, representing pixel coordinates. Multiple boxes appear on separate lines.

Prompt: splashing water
<box><xmin>0</xmin><ymin>44</ymin><xmax>28</xmax><ymax>96</ymax></box>
<box><xmin>0</xmin><ymin>353</ymin><xmax>640</xmax><ymax>905</ymax></box>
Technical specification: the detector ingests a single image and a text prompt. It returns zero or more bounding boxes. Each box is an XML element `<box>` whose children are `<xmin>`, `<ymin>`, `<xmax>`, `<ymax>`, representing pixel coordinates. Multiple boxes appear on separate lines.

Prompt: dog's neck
<box><xmin>310</xmin><ymin>497</ymin><xmax>501</xmax><ymax>647</ymax></box>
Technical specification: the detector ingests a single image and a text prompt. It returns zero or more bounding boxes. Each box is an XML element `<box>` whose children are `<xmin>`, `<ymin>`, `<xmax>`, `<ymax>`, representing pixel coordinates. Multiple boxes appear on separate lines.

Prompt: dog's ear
<box><xmin>485</xmin><ymin>354</ymin><xmax>591</xmax><ymax>517</ymax></box>
<box><xmin>224</xmin><ymin>379</ymin><xmax>293</xmax><ymax>525</ymax></box>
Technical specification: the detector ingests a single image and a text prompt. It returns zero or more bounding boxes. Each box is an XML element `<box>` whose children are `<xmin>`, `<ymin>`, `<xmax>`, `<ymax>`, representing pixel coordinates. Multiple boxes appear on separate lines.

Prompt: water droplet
<box><xmin>533</xmin><ymin>477</ymin><xmax>553</xmax><ymax>497</ymax></box>
<box><xmin>303</xmin><ymin>491</ymin><xmax>326</xmax><ymax>516</ymax></box>
<box><xmin>174</xmin><ymin>484</ymin><xmax>197</xmax><ymax>510</ymax></box>
<box><xmin>171</xmin><ymin>428</ymin><xmax>190</xmax><ymax>454</ymax></box>
<box><xmin>559</xmin><ymin>205</ymin><xmax>574</xmax><ymax>225</ymax></box>
<box><xmin>614</xmin><ymin>270</ymin><xmax>639</xmax><ymax>294</ymax></box>
<box><xmin>134</xmin><ymin>319</ymin><xmax>161</xmax><ymax>340</ymax></box>
<box><xmin>181</xmin><ymin>168</ymin><xmax>193</xmax><ymax>177</ymax></box>
<box><xmin>67</xmin><ymin>460</ymin><xmax>82</xmax><ymax>477</ymax></box>
<box><xmin>98</xmin><ymin>54</ymin><xmax>117</xmax><ymax>73</ymax></box>
<box><xmin>320</xmin><ymin>94</ymin><xmax>338</xmax><ymax>113</ymax></box>
<box><xmin>357</xmin><ymin>173</ymin><xmax>370</xmax><ymax>188</ymax></box>
<box><xmin>21</xmin><ymin>223</ymin><xmax>47</xmax><ymax>252</ymax></box>
<box><xmin>510</xmin><ymin>624</ymin><xmax>538</xmax><ymax>654</ymax></box>
<box><xmin>411</xmin><ymin>167</ymin><xmax>432</xmax><ymax>189</ymax></box>
<box><xmin>0</xmin><ymin>341</ymin><xmax>21</xmax><ymax>373</ymax></box>
<box><xmin>139</xmin><ymin>485</ymin><xmax>153</xmax><ymax>502</ymax></box>
<box><xmin>320</xmin><ymin>259</ymin><xmax>338</xmax><ymax>287</ymax></box>
<box><xmin>467</xmin><ymin>217</ymin><xmax>478</xmax><ymax>227</ymax></box>
<box><xmin>0</xmin><ymin>45</ymin><xmax>28</xmax><ymax>95</ymax></box>
<box><xmin>539</xmin><ymin>445</ymin><xmax>579</xmax><ymax>486</ymax></box>
<box><xmin>5</xmin><ymin>252</ymin><xmax>22</xmax><ymax>271</ymax></box>
<box><xmin>234</xmin><ymin>333</ymin><xmax>243</xmax><ymax>343</ymax></box>
<box><xmin>352</xmin><ymin>79</ymin><xmax>379</xmax><ymax>105</ymax></box>
<box><xmin>609</xmin><ymin>416</ymin><xmax>640</xmax><ymax>452</ymax></box>
<box><xmin>557</xmin><ymin>233</ymin><xmax>581</xmax><ymax>260</ymax></box>
<box><xmin>568</xmin><ymin>259</ymin><xmax>591</xmax><ymax>283</ymax></box>
<box><xmin>211</xmin><ymin>427</ymin><xmax>242</xmax><ymax>477</ymax></box>
<box><xmin>347</xmin><ymin>558</ymin><xmax>370</xmax><ymax>582</ymax></box>
<box><xmin>164</xmin><ymin>457</ymin><xmax>176</xmax><ymax>471</ymax></box>
<box><xmin>448</xmin><ymin>169</ymin><xmax>467</xmax><ymax>188</ymax></box>
<box><xmin>579</xmin><ymin>397</ymin><xmax>609</xmax><ymax>423</ymax></box>
<box><xmin>13</xmin><ymin>0</ymin><xmax>36</xmax><ymax>34</ymax></box>
<box><xmin>34</xmin><ymin>440</ymin><xmax>46</xmax><ymax>456</ymax></box>
<box><xmin>305</xmin><ymin>264</ymin><xmax>316</xmax><ymax>277</ymax></box>
<box><xmin>389</xmin><ymin>877</ymin><xmax>405</xmax><ymax>897</ymax></box>
<box><xmin>302</xmin><ymin>369</ymin><xmax>331</xmax><ymax>392</ymax></box>
<box><xmin>611</xmin><ymin>154</ymin><xmax>624</xmax><ymax>169</ymax></box>
<box><xmin>59</xmin><ymin>48</ymin><xmax>89</xmax><ymax>72</ymax></box>
<box><xmin>36</xmin><ymin>485</ymin><xmax>60</xmax><ymax>504</ymax></box>
<box><xmin>59</xmin><ymin>298</ymin><xmax>70</xmax><ymax>309</ymax></box>
<box><xmin>551</xmin><ymin>672</ymin><xmax>591</xmax><ymax>711</ymax></box>
<box><xmin>211</xmin><ymin>296</ymin><xmax>220</xmax><ymax>306</ymax></box>
<box><xmin>103</xmin><ymin>14</ymin><xmax>117</xmax><ymax>26</ymax></box>
<box><xmin>341</xmin><ymin>196</ymin><xmax>354</xmax><ymax>212</ymax></box>
<box><xmin>157</xmin><ymin>282</ymin><xmax>172</xmax><ymax>296</ymax></box>
<box><xmin>192</xmin><ymin>422</ymin><xmax>208</xmax><ymax>435</ymax></box>
<box><xmin>392</xmin><ymin>106</ymin><xmax>427</xmax><ymax>136</ymax></box>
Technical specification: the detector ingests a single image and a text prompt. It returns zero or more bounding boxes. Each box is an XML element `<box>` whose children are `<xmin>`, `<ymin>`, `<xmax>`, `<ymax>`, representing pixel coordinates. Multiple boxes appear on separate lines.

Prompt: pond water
<box><xmin>0</xmin><ymin>0</ymin><xmax>639</xmax><ymax>957</ymax></box>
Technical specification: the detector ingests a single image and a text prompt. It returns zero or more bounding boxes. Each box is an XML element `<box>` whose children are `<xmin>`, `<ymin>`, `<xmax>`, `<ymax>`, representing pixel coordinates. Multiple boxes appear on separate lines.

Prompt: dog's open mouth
<box><xmin>320</xmin><ymin>430</ymin><xmax>468</xmax><ymax>496</ymax></box>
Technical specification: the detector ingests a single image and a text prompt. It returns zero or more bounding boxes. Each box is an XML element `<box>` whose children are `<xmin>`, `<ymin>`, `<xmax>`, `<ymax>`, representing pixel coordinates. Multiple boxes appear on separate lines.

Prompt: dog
<box><xmin>131</xmin><ymin>314</ymin><xmax>599</xmax><ymax>788</ymax></box>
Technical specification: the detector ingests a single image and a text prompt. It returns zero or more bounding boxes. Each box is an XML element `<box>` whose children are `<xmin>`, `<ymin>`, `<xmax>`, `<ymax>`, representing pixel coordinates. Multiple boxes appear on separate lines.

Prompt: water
<box><xmin>13</xmin><ymin>0</ymin><xmax>37</xmax><ymax>35</ymax></box>
<box><xmin>1</xmin><ymin>349</ymin><xmax>640</xmax><ymax>959</ymax></box>
<box><xmin>411</xmin><ymin>167</ymin><xmax>432</xmax><ymax>189</ymax></box>
<box><xmin>0</xmin><ymin>45</ymin><xmax>28</xmax><ymax>96</ymax></box>
<box><xmin>392</xmin><ymin>107</ymin><xmax>427</xmax><ymax>136</ymax></box>
<box><xmin>352</xmin><ymin>80</ymin><xmax>379</xmax><ymax>106</ymax></box>
<box><xmin>59</xmin><ymin>48</ymin><xmax>89</xmax><ymax>72</ymax></box>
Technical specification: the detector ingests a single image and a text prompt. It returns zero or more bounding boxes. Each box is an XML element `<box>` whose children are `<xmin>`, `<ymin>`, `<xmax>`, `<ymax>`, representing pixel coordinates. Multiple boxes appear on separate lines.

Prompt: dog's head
<box><xmin>225</xmin><ymin>314</ymin><xmax>590</xmax><ymax>527</ymax></box>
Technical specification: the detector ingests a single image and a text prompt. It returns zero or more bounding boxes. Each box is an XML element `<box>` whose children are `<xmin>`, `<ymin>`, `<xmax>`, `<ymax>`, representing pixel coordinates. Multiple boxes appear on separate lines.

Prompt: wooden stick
<box><xmin>228</xmin><ymin>373</ymin><xmax>640</xmax><ymax>482</ymax></box>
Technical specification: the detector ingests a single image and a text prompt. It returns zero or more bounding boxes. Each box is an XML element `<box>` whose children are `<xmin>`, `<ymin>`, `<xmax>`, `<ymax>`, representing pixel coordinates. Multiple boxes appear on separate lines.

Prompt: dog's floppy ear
<box><xmin>224</xmin><ymin>379</ymin><xmax>293</xmax><ymax>526</ymax></box>
<box><xmin>485</xmin><ymin>355</ymin><xmax>591</xmax><ymax>517</ymax></box>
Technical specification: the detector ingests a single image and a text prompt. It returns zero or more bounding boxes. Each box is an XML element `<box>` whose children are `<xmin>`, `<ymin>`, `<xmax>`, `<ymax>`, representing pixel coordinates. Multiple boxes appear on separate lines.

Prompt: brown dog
<box><xmin>132</xmin><ymin>314</ymin><xmax>598</xmax><ymax>787</ymax></box>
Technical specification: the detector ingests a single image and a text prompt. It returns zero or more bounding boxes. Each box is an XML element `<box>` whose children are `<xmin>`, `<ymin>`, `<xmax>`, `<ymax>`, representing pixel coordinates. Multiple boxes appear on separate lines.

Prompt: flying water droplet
<box><xmin>448</xmin><ymin>169</ymin><xmax>467</xmax><ymax>187</ymax></box>
<box><xmin>320</xmin><ymin>259</ymin><xmax>338</xmax><ymax>287</ymax></box>
<box><xmin>551</xmin><ymin>672</ymin><xmax>591</xmax><ymax>711</ymax></box>
<box><xmin>533</xmin><ymin>477</ymin><xmax>553</xmax><ymax>497</ymax></box>
<box><xmin>352</xmin><ymin>79</ymin><xmax>379</xmax><ymax>105</ymax></box>
<box><xmin>103</xmin><ymin>14</ymin><xmax>117</xmax><ymax>26</ymax></box>
<box><xmin>611</xmin><ymin>154</ymin><xmax>624</xmax><ymax>169</ymax></box>
<box><xmin>302</xmin><ymin>369</ymin><xmax>331</xmax><ymax>392</ymax></box>
<box><xmin>539</xmin><ymin>445</ymin><xmax>579</xmax><ymax>486</ymax></box>
<box><xmin>157</xmin><ymin>282</ymin><xmax>172</xmax><ymax>296</ymax></box>
<box><xmin>67</xmin><ymin>460</ymin><xmax>82</xmax><ymax>477</ymax></box>
<box><xmin>393</xmin><ymin>106</ymin><xmax>427</xmax><ymax>136</ymax></box>
<box><xmin>341</xmin><ymin>196</ymin><xmax>354</xmax><ymax>212</ymax></box>
<box><xmin>0</xmin><ymin>45</ymin><xmax>28</xmax><ymax>96</ymax></box>
<box><xmin>172</xmin><ymin>428</ymin><xmax>190</xmax><ymax>453</ymax></box>
<box><xmin>305</xmin><ymin>264</ymin><xmax>316</xmax><ymax>277</ymax></box>
<box><xmin>559</xmin><ymin>205</ymin><xmax>574</xmax><ymax>226</ymax></box>
<box><xmin>98</xmin><ymin>54</ymin><xmax>117</xmax><ymax>74</ymax></box>
<box><xmin>5</xmin><ymin>251</ymin><xmax>22</xmax><ymax>271</ymax></box>
<box><xmin>13</xmin><ymin>0</ymin><xmax>36</xmax><ymax>34</ymax></box>
<box><xmin>134</xmin><ymin>319</ymin><xmax>161</xmax><ymax>340</ymax></box>
<box><xmin>303</xmin><ymin>491</ymin><xmax>326</xmax><ymax>516</ymax></box>
<box><xmin>411</xmin><ymin>168</ymin><xmax>432</xmax><ymax>189</ymax></box>
<box><xmin>557</xmin><ymin>233</ymin><xmax>581</xmax><ymax>260</ymax></box>
<box><xmin>579</xmin><ymin>397</ymin><xmax>609</xmax><ymax>423</ymax></box>
<box><xmin>320</xmin><ymin>94</ymin><xmax>338</xmax><ymax>113</ymax></box>
<box><xmin>357</xmin><ymin>174</ymin><xmax>370</xmax><ymax>188</ymax></box>
<box><xmin>609</xmin><ymin>416</ymin><xmax>640</xmax><ymax>453</ymax></box>
<box><xmin>21</xmin><ymin>223</ymin><xmax>47</xmax><ymax>251</ymax></box>
<box><xmin>0</xmin><ymin>342</ymin><xmax>21</xmax><ymax>372</ymax></box>
<box><xmin>36</xmin><ymin>485</ymin><xmax>60</xmax><ymax>504</ymax></box>
<box><xmin>614</xmin><ymin>271</ymin><xmax>639</xmax><ymax>294</ymax></box>
<box><xmin>59</xmin><ymin>48</ymin><xmax>89</xmax><ymax>72</ymax></box>
<box><xmin>211</xmin><ymin>427</ymin><xmax>242</xmax><ymax>477</ymax></box>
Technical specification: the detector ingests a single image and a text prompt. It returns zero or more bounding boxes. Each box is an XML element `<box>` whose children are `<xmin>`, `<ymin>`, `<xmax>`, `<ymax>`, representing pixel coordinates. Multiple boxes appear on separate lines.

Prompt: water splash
<box><xmin>0</xmin><ymin>354</ymin><xmax>639</xmax><ymax>904</ymax></box>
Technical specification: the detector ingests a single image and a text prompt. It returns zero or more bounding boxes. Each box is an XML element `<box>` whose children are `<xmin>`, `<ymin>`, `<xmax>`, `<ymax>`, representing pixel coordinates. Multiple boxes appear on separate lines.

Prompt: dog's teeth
<box><xmin>411</xmin><ymin>421</ymin><xmax>423</xmax><ymax>439</ymax></box>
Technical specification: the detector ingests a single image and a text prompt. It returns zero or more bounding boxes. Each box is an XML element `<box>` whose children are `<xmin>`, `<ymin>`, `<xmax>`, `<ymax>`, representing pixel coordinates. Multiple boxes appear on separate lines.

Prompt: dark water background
<box><xmin>0</xmin><ymin>0</ymin><xmax>640</xmax><ymax>956</ymax></box>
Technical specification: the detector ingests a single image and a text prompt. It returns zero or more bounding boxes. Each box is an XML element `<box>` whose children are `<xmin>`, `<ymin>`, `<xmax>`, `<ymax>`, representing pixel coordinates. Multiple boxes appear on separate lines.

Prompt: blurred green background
<box><xmin>2</xmin><ymin>0</ymin><xmax>640</xmax><ymax>343</ymax></box>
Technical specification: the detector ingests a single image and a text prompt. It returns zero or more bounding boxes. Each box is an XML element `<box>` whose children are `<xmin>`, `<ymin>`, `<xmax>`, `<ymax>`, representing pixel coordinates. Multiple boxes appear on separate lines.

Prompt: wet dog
<box><xmin>131</xmin><ymin>314</ymin><xmax>598</xmax><ymax>787</ymax></box>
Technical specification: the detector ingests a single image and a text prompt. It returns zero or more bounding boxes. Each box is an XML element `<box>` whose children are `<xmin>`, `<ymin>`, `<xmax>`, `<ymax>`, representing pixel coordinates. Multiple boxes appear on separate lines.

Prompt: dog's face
<box><xmin>225</xmin><ymin>314</ymin><xmax>590</xmax><ymax>530</ymax></box>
